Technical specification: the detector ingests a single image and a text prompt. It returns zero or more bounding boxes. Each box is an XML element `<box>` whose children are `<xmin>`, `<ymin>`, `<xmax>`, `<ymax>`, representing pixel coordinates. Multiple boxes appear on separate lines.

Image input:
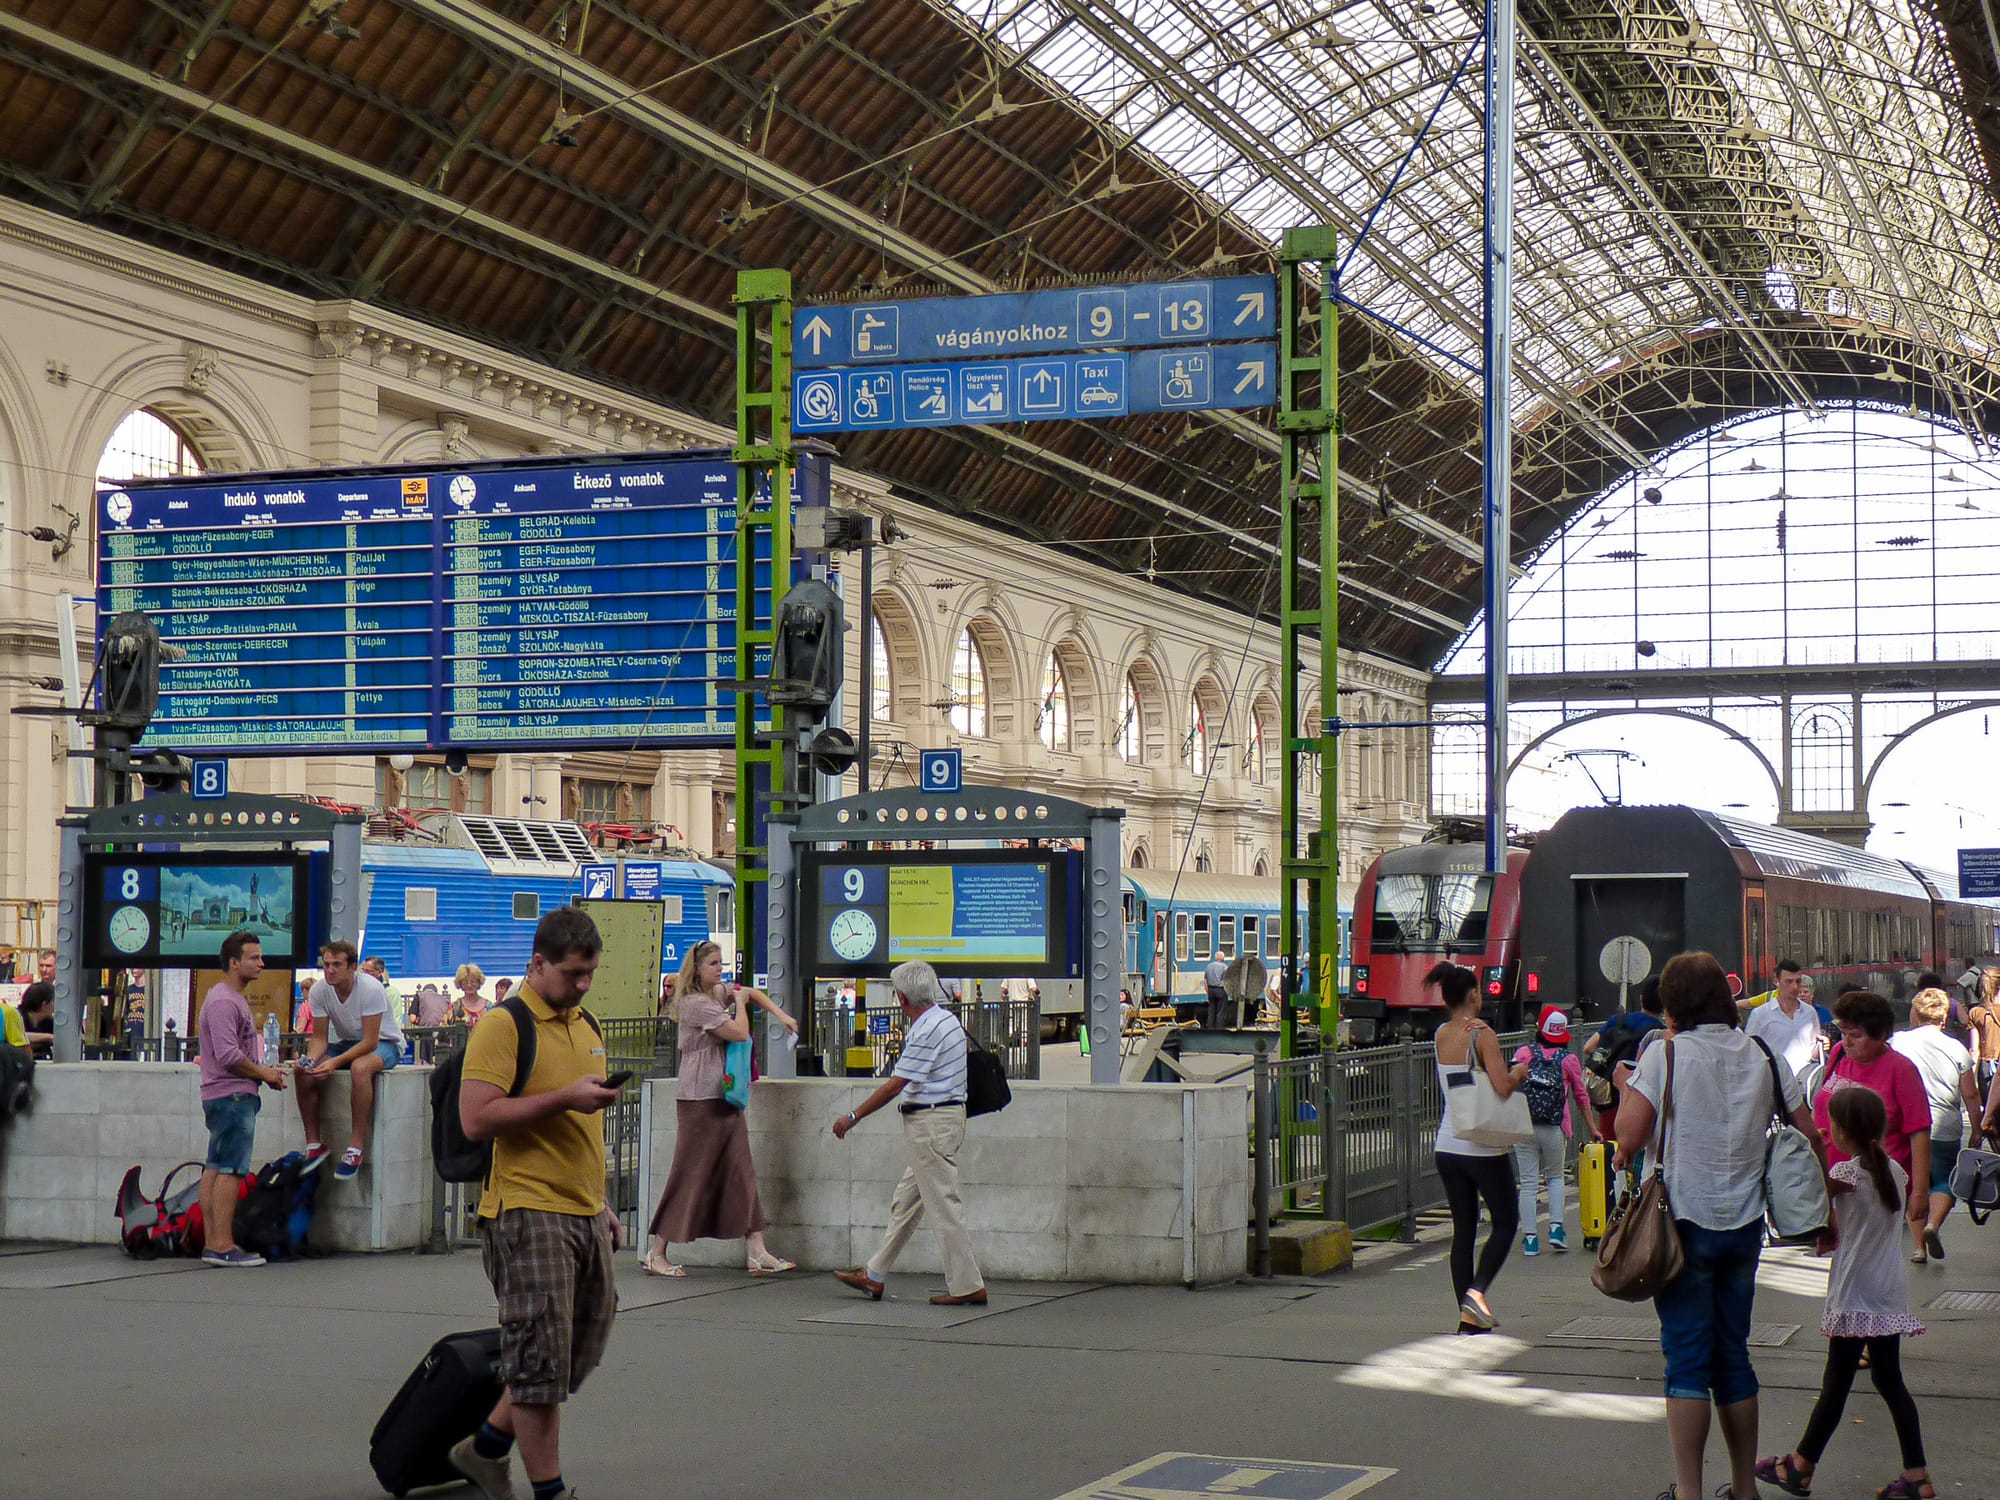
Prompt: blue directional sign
<box><xmin>1960</xmin><ymin>848</ymin><xmax>2000</xmax><ymax>899</ymax></box>
<box><xmin>623</xmin><ymin>862</ymin><xmax>663</xmax><ymax>901</ymax></box>
<box><xmin>794</xmin><ymin>276</ymin><xmax>1277</xmax><ymax>368</ymax></box>
<box><xmin>920</xmin><ymin>748</ymin><xmax>963</xmax><ymax>794</ymax></box>
<box><xmin>579</xmin><ymin>863</ymin><xmax>617</xmax><ymax>899</ymax></box>
<box><xmin>190</xmin><ymin>759</ymin><xmax>228</xmax><ymax>800</ymax></box>
<box><xmin>96</xmin><ymin>450</ymin><xmax>828</xmax><ymax>755</ymax></box>
<box><xmin>793</xmin><ymin>343</ymin><xmax>1275</xmax><ymax>433</ymax></box>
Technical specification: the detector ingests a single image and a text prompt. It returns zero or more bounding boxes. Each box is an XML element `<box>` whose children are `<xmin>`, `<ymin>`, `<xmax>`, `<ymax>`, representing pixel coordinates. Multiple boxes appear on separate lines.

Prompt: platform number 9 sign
<box><xmin>919</xmin><ymin>748</ymin><xmax>960</xmax><ymax>794</ymax></box>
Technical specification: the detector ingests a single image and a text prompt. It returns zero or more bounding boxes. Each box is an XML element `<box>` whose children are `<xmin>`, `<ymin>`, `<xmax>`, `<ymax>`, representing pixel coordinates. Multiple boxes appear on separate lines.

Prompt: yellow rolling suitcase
<box><xmin>1578</xmin><ymin>1140</ymin><xmax>1611</xmax><ymax>1249</ymax></box>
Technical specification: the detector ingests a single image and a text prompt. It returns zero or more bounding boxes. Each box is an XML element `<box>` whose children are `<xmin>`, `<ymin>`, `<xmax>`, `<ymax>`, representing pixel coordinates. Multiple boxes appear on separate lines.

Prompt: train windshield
<box><xmin>1371</xmin><ymin>873</ymin><xmax>1493</xmax><ymax>953</ymax></box>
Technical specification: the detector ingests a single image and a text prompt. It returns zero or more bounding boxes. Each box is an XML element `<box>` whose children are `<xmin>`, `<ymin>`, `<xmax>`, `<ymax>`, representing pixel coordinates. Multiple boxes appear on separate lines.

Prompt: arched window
<box><xmin>1253</xmin><ymin>853</ymin><xmax>1270</xmax><ymax>878</ymax></box>
<box><xmin>1248</xmin><ymin>707</ymin><xmax>1268</xmax><ymax>785</ymax></box>
<box><xmin>1118</xmin><ymin>671</ymin><xmax>1143</xmax><ymax>762</ymax></box>
<box><xmin>1129</xmin><ymin>842</ymin><xmax>1148</xmax><ymax>869</ymax></box>
<box><xmin>1186</xmin><ymin>691</ymin><xmax>1209</xmax><ymax>772</ymax></box>
<box><xmin>1195</xmin><ymin>847</ymin><xmax>1213</xmax><ymax>873</ymax></box>
<box><xmin>1038</xmin><ymin>652</ymin><xmax>1071</xmax><ymax>751</ymax></box>
<box><xmin>98</xmin><ymin>408</ymin><xmax>203</xmax><ymax>483</ymax></box>
<box><xmin>949</xmin><ymin>628</ymin><xmax>988</xmax><ymax>737</ymax></box>
<box><xmin>870</xmin><ymin>617</ymin><xmax>892</xmax><ymax>722</ymax></box>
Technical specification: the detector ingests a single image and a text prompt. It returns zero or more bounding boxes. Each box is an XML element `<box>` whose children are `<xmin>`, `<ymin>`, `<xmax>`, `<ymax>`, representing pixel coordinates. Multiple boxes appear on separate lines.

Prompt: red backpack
<box><xmin>115</xmin><ymin>1161</ymin><xmax>207</xmax><ymax>1258</ymax></box>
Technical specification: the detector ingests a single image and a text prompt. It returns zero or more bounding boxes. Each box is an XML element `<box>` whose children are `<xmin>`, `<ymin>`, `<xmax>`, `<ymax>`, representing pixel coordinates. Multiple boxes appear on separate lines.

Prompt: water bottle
<box><xmin>264</xmin><ymin>1012</ymin><xmax>281</xmax><ymax>1068</ymax></box>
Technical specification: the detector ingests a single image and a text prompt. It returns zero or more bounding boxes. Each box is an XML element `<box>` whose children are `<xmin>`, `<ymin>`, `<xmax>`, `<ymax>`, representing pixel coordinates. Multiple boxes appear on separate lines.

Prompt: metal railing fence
<box><xmin>1249</xmin><ymin>1032</ymin><xmax>1533</xmax><ymax>1273</ymax></box>
<box><xmin>810</xmin><ymin>998</ymin><xmax>1040</xmax><ymax>1081</ymax></box>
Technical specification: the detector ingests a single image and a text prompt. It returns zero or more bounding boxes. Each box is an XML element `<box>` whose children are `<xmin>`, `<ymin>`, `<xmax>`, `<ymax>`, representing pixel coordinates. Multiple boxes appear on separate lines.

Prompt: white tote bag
<box><xmin>1446</xmin><ymin>1051</ymin><xmax>1535</xmax><ymax>1148</ymax></box>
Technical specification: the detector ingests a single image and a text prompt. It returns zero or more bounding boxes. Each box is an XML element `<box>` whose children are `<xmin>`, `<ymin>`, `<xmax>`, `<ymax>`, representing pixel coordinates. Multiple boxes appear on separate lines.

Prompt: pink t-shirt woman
<box><xmin>1813</xmin><ymin>1045</ymin><xmax>1929</xmax><ymax>1180</ymax></box>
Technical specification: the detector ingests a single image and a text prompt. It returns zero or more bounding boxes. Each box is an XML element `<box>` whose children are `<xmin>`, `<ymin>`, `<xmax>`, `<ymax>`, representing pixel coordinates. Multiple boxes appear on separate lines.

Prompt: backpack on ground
<box><xmin>114</xmin><ymin>1160</ymin><xmax>206</xmax><ymax>1259</ymax></box>
<box><xmin>369</xmin><ymin>1326</ymin><xmax>504</xmax><ymax>1497</ymax></box>
<box><xmin>233</xmin><ymin>1150</ymin><xmax>326</xmax><ymax>1260</ymax></box>
<box><xmin>429</xmin><ymin>997</ymin><xmax>602</xmax><ymax>1182</ymax></box>
<box><xmin>965</xmin><ymin>1031</ymin><xmax>1011</xmax><ymax>1117</ymax></box>
<box><xmin>1522</xmin><ymin>1044</ymin><xmax>1567</xmax><ymax>1126</ymax></box>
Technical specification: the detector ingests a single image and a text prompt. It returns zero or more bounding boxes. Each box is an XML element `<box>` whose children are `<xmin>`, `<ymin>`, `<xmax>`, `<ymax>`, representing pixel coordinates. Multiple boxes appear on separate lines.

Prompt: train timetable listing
<box><xmin>96</xmin><ymin>449</ymin><xmax>823</xmax><ymax>755</ymax></box>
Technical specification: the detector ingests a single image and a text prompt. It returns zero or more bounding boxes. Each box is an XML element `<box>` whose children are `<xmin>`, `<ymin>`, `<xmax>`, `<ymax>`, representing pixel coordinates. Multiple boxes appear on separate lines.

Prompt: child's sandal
<box><xmin>1875</xmin><ymin>1479</ymin><xmax>1933</xmax><ymax>1500</ymax></box>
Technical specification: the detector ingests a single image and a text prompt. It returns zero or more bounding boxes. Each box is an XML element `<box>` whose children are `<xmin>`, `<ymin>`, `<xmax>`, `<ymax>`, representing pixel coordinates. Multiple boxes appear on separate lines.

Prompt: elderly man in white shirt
<box><xmin>831</xmin><ymin>959</ymin><xmax>986</xmax><ymax>1306</ymax></box>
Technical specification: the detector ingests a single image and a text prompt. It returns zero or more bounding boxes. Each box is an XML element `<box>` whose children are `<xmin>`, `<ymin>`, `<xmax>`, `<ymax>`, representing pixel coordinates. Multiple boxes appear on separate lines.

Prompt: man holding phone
<box><xmin>451</xmin><ymin>906</ymin><xmax>622</xmax><ymax>1500</ymax></box>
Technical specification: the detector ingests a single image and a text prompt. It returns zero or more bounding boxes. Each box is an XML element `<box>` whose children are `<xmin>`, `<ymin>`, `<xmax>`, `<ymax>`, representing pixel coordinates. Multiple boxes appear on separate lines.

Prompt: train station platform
<box><xmin>6</xmin><ymin>1204</ymin><xmax>1999</xmax><ymax>1499</ymax></box>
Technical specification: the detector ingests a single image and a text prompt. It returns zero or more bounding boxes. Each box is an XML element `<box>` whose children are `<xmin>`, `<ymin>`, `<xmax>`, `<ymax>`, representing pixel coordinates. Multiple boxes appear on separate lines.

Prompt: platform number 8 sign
<box><xmin>919</xmin><ymin>748</ymin><xmax>961</xmax><ymax>794</ymax></box>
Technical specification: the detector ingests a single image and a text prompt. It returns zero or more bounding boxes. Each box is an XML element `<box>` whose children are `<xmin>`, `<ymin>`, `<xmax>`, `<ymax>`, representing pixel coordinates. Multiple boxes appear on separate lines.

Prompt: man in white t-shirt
<box><xmin>1745</xmin><ymin>960</ymin><xmax>1825</xmax><ymax>1083</ymax></box>
<box><xmin>295</xmin><ymin>939</ymin><xmax>404</xmax><ymax>1180</ymax></box>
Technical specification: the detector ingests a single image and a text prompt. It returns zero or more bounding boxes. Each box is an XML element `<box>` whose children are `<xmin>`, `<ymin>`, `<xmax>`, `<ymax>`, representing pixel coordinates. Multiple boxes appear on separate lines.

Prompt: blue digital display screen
<box><xmin>96</xmin><ymin>451</ymin><xmax>824</xmax><ymax>754</ymax></box>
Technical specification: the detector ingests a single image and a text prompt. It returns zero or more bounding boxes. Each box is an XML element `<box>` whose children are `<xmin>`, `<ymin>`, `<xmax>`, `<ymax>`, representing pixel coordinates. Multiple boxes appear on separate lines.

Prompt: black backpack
<box><xmin>965</xmin><ymin>1031</ymin><xmax>1011</xmax><ymax>1117</ymax></box>
<box><xmin>0</xmin><ymin>1041</ymin><xmax>32</xmax><ymax>1123</ymax></box>
<box><xmin>429</xmin><ymin>997</ymin><xmax>602</xmax><ymax>1183</ymax></box>
<box><xmin>1522</xmin><ymin>1045</ymin><xmax>1566</xmax><ymax>1126</ymax></box>
<box><xmin>234</xmin><ymin>1150</ymin><xmax>326</xmax><ymax>1260</ymax></box>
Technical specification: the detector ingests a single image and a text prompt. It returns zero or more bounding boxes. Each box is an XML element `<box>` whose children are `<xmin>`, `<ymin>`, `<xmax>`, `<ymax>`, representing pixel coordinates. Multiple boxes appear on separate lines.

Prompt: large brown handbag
<box><xmin>1591</xmin><ymin>1038</ymin><xmax>1685</xmax><ymax>1302</ymax></box>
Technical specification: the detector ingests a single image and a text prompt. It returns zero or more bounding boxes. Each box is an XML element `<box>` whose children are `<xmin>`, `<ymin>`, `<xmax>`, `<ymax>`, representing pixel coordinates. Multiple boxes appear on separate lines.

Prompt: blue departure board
<box><xmin>96</xmin><ymin>450</ymin><xmax>824</xmax><ymax>754</ymax></box>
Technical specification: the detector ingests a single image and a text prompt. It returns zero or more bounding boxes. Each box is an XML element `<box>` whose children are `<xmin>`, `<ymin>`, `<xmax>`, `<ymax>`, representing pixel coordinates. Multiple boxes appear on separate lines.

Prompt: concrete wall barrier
<box><xmin>0</xmin><ymin>1063</ymin><xmax>433</xmax><ymax>1251</ymax></box>
<box><xmin>638</xmin><ymin>1078</ymin><xmax>1249</xmax><ymax>1285</ymax></box>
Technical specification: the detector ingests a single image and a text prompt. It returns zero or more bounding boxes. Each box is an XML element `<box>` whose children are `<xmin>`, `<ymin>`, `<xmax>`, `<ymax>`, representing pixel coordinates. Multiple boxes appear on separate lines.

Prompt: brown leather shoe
<box><xmin>833</xmin><ymin>1267</ymin><xmax>883</xmax><ymax>1300</ymax></box>
<box><xmin>928</xmin><ymin>1288</ymin><xmax>988</xmax><ymax>1306</ymax></box>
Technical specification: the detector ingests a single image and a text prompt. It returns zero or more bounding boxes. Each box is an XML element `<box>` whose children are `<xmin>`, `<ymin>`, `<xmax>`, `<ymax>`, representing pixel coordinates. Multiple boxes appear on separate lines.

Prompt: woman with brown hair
<box><xmin>642</xmin><ymin>940</ymin><xmax>799</xmax><ymax>1277</ymax></box>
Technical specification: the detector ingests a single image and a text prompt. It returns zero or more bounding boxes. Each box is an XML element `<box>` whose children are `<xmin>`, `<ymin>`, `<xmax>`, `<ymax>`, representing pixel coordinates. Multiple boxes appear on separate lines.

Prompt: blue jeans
<box><xmin>1654</xmin><ymin>1218</ymin><xmax>1764</xmax><ymax>1405</ymax></box>
<box><xmin>201</xmin><ymin>1092</ymin><xmax>261</xmax><ymax>1176</ymax></box>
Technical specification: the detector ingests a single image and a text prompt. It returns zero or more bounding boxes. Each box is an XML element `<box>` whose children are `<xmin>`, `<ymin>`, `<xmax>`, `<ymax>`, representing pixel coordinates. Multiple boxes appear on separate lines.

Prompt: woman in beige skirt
<box><xmin>643</xmin><ymin>940</ymin><xmax>799</xmax><ymax>1276</ymax></box>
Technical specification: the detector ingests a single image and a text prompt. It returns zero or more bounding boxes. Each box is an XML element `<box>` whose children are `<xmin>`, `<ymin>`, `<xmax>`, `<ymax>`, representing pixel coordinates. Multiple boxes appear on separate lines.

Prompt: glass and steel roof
<box><xmin>952</xmin><ymin>0</ymin><xmax>2000</xmax><ymax>430</ymax></box>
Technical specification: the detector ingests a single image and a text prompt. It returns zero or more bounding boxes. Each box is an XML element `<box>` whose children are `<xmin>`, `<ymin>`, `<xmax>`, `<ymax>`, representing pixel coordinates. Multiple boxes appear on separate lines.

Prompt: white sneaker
<box><xmin>448</xmin><ymin>1435</ymin><xmax>521</xmax><ymax>1500</ymax></box>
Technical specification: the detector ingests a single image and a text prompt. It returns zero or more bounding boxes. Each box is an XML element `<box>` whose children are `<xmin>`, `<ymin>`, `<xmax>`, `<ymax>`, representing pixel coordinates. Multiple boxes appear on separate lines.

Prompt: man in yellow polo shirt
<box><xmin>452</xmin><ymin>907</ymin><xmax>621</xmax><ymax>1500</ymax></box>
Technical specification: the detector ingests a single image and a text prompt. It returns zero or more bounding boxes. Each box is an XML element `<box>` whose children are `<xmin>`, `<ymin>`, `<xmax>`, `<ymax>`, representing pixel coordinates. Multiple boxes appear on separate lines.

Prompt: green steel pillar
<box><xmin>733</xmin><ymin>269</ymin><xmax>795</xmax><ymax>980</ymax></box>
<box><xmin>1278</xmin><ymin>227</ymin><xmax>1340</xmax><ymax>1065</ymax></box>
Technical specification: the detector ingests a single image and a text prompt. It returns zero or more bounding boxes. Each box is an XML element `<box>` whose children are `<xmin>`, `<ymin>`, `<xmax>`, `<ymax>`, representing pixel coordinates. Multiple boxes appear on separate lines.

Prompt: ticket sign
<box><xmin>801</xmin><ymin>850</ymin><xmax>1082</xmax><ymax>980</ymax></box>
<box><xmin>1960</xmin><ymin>848</ymin><xmax>2000</xmax><ymax>899</ymax></box>
<box><xmin>96</xmin><ymin>450</ymin><xmax>828</xmax><ymax>755</ymax></box>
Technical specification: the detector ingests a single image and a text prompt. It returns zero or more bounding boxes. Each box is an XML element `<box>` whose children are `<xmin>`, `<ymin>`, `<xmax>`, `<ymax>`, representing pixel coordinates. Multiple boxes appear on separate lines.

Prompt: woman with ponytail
<box><xmin>1756</xmin><ymin>1087</ymin><xmax>1935</xmax><ymax>1500</ymax></box>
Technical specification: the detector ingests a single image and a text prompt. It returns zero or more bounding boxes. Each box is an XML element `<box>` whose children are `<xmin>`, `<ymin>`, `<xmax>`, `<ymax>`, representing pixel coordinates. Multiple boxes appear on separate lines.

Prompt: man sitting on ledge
<box><xmin>294</xmin><ymin>938</ymin><xmax>402</xmax><ymax>1180</ymax></box>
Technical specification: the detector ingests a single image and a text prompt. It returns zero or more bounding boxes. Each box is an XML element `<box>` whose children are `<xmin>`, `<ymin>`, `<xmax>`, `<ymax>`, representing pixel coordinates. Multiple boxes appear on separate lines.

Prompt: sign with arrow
<box><xmin>793</xmin><ymin>275</ymin><xmax>1276</xmax><ymax>368</ymax></box>
<box><xmin>793</xmin><ymin>343</ymin><xmax>1276</xmax><ymax>433</ymax></box>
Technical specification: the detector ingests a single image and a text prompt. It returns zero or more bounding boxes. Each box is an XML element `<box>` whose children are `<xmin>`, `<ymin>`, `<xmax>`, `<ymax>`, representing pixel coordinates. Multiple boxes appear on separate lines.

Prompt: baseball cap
<box><xmin>1538</xmin><ymin>1008</ymin><xmax>1571</xmax><ymax>1044</ymax></box>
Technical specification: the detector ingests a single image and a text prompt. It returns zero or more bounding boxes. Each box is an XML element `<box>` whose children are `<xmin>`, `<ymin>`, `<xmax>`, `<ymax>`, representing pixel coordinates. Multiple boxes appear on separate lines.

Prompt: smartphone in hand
<box><xmin>602</xmin><ymin>1069</ymin><xmax>635</xmax><ymax>1089</ymax></box>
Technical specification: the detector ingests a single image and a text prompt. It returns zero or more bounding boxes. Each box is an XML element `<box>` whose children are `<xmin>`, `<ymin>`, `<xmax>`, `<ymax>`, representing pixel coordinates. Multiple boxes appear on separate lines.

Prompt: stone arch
<box><xmin>1253</xmin><ymin>851</ymin><xmax>1271</xmax><ymax>878</ymax></box>
<box><xmin>0</xmin><ymin>337</ymin><xmax>49</xmax><ymax>570</ymax></box>
<box><xmin>944</xmin><ymin>610</ymin><xmax>1023</xmax><ymax>740</ymax></box>
<box><xmin>70</xmin><ymin>346</ymin><xmax>283</xmax><ymax>483</ymax></box>
<box><xmin>1042</xmin><ymin>633</ymin><xmax>1102</xmax><ymax>752</ymax></box>
<box><xmin>1506</xmin><ymin>708</ymin><xmax>1783</xmax><ymax>804</ymax></box>
<box><xmin>1187</xmin><ymin>672</ymin><xmax>1230</xmax><ymax>773</ymax></box>
<box><xmin>1120</xmin><ymin>652</ymin><xmax>1171</xmax><ymax>765</ymax></box>
<box><xmin>869</xmin><ymin>586</ymin><xmax>926</xmax><ymax>725</ymax></box>
<box><xmin>1247</xmin><ymin>690</ymin><xmax>1280</xmax><ymax>785</ymax></box>
<box><xmin>1128</xmin><ymin>839</ymin><xmax>1150</xmax><ymax>869</ymax></box>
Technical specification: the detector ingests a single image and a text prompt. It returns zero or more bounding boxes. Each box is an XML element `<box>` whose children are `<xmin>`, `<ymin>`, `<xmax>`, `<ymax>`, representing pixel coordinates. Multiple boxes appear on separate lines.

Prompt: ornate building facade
<box><xmin>0</xmin><ymin>200</ymin><xmax>1430</xmax><ymax>952</ymax></box>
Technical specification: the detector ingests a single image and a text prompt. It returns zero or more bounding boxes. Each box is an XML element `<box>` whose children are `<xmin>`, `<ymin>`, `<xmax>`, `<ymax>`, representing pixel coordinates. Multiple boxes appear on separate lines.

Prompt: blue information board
<box><xmin>623</xmin><ymin>862</ymin><xmax>663</xmax><ymax>900</ymax></box>
<box><xmin>793</xmin><ymin>343</ymin><xmax>1276</xmax><ymax>433</ymax></box>
<box><xmin>1959</xmin><ymin>848</ymin><xmax>2000</xmax><ymax>900</ymax></box>
<box><xmin>793</xmin><ymin>276</ymin><xmax>1276</xmax><ymax>367</ymax></box>
<box><xmin>96</xmin><ymin>450</ymin><xmax>826</xmax><ymax>755</ymax></box>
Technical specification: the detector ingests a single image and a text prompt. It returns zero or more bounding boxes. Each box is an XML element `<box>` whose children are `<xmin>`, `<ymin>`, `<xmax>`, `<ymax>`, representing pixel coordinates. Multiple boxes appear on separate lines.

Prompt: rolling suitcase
<box><xmin>369</xmin><ymin>1327</ymin><xmax>504</xmax><ymax>1496</ymax></box>
<box><xmin>1578</xmin><ymin>1140</ymin><xmax>1611</xmax><ymax>1249</ymax></box>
